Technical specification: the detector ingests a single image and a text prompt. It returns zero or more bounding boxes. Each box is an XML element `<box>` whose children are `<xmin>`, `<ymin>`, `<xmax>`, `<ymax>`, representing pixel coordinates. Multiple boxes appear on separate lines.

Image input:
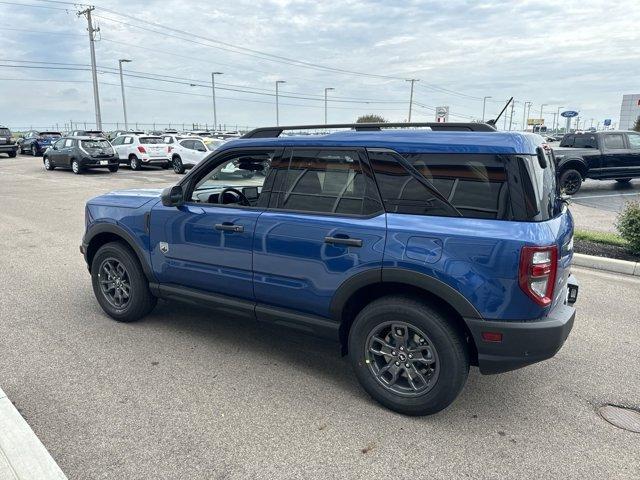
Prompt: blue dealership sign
<box><xmin>604</xmin><ymin>119</ymin><xmax>612</xmax><ymax>126</ymax></box>
<box><xmin>561</xmin><ymin>110</ymin><xmax>579</xmax><ymax>118</ymax></box>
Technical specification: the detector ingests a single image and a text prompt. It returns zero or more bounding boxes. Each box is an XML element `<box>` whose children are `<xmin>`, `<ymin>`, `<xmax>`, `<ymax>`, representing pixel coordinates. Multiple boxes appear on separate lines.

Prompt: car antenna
<box><xmin>486</xmin><ymin>97</ymin><xmax>513</xmax><ymax>126</ymax></box>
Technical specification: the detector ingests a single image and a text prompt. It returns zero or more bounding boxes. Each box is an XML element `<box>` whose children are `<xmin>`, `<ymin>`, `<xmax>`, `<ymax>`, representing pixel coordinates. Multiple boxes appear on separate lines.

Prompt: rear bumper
<box><xmin>0</xmin><ymin>144</ymin><xmax>18</xmax><ymax>153</ymax></box>
<box><xmin>140</xmin><ymin>157</ymin><xmax>170</xmax><ymax>165</ymax></box>
<box><xmin>80</xmin><ymin>157</ymin><xmax>119</xmax><ymax>168</ymax></box>
<box><xmin>467</xmin><ymin>275</ymin><xmax>578</xmax><ymax>374</ymax></box>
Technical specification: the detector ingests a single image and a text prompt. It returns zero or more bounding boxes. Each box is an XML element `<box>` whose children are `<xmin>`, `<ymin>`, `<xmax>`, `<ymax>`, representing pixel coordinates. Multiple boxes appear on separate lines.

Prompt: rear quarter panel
<box><xmin>384</xmin><ymin>213</ymin><xmax>565</xmax><ymax>320</ymax></box>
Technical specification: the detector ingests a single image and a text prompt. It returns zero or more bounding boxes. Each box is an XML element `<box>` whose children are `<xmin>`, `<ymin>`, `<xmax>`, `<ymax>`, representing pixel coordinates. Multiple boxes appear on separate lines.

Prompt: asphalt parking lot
<box><xmin>0</xmin><ymin>154</ymin><xmax>638</xmax><ymax>479</ymax></box>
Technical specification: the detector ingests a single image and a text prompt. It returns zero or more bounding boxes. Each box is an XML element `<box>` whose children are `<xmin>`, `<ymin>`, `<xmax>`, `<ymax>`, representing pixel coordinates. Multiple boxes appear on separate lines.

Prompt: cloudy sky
<box><xmin>1</xmin><ymin>0</ymin><xmax>638</xmax><ymax>131</ymax></box>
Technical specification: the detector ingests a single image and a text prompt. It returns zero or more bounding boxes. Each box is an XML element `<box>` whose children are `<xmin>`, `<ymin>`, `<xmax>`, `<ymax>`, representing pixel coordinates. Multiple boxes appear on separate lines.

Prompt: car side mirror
<box><xmin>161</xmin><ymin>185</ymin><xmax>184</xmax><ymax>207</ymax></box>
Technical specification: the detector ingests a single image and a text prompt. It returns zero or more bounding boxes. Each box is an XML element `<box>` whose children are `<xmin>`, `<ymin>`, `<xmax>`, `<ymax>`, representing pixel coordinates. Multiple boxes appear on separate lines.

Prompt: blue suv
<box><xmin>81</xmin><ymin>123</ymin><xmax>578</xmax><ymax>415</ymax></box>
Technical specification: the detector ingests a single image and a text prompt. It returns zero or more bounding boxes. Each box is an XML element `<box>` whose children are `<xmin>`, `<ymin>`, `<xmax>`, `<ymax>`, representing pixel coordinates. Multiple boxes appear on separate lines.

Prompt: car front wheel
<box><xmin>559</xmin><ymin>169</ymin><xmax>582</xmax><ymax>195</ymax></box>
<box><xmin>91</xmin><ymin>242</ymin><xmax>157</xmax><ymax>322</ymax></box>
<box><xmin>43</xmin><ymin>157</ymin><xmax>54</xmax><ymax>170</ymax></box>
<box><xmin>32</xmin><ymin>145</ymin><xmax>39</xmax><ymax>156</ymax></box>
<box><xmin>349</xmin><ymin>295</ymin><xmax>469</xmax><ymax>416</ymax></box>
<box><xmin>71</xmin><ymin>159</ymin><xmax>82</xmax><ymax>174</ymax></box>
<box><xmin>108</xmin><ymin>165</ymin><xmax>119</xmax><ymax>173</ymax></box>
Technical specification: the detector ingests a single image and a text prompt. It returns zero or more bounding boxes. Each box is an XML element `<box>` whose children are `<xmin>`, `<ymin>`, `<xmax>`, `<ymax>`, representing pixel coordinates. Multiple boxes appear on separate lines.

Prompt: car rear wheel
<box><xmin>32</xmin><ymin>145</ymin><xmax>39</xmax><ymax>156</ymax></box>
<box><xmin>108</xmin><ymin>165</ymin><xmax>119</xmax><ymax>173</ymax></box>
<box><xmin>559</xmin><ymin>169</ymin><xmax>582</xmax><ymax>195</ymax></box>
<box><xmin>91</xmin><ymin>242</ymin><xmax>157</xmax><ymax>322</ymax></box>
<box><xmin>129</xmin><ymin>155</ymin><xmax>140</xmax><ymax>171</ymax></box>
<box><xmin>43</xmin><ymin>157</ymin><xmax>54</xmax><ymax>170</ymax></box>
<box><xmin>172</xmin><ymin>155</ymin><xmax>185</xmax><ymax>174</ymax></box>
<box><xmin>8</xmin><ymin>150</ymin><xmax>16</xmax><ymax>158</ymax></box>
<box><xmin>71</xmin><ymin>159</ymin><xmax>82</xmax><ymax>174</ymax></box>
<box><xmin>615</xmin><ymin>178</ymin><xmax>632</xmax><ymax>184</ymax></box>
<box><xmin>348</xmin><ymin>295</ymin><xmax>469</xmax><ymax>416</ymax></box>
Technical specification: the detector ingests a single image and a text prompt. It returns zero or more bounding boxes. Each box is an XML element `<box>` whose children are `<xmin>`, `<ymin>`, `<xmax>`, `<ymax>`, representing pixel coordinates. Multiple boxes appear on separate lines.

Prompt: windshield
<box><xmin>81</xmin><ymin>139</ymin><xmax>111</xmax><ymax>150</ymax></box>
<box><xmin>140</xmin><ymin>137</ymin><xmax>163</xmax><ymax>144</ymax></box>
<box><xmin>0</xmin><ymin>128</ymin><xmax>10</xmax><ymax>136</ymax></box>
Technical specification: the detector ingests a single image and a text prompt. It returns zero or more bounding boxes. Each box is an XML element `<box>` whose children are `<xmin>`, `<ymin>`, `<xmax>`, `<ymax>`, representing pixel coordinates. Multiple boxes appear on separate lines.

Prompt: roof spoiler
<box><xmin>242</xmin><ymin>122</ymin><xmax>497</xmax><ymax>139</ymax></box>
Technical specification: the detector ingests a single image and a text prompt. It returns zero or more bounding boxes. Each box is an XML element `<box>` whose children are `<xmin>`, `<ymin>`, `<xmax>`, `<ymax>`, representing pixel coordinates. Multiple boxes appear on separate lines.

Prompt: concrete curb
<box><xmin>0</xmin><ymin>387</ymin><xmax>67</xmax><ymax>480</ymax></box>
<box><xmin>573</xmin><ymin>253</ymin><xmax>640</xmax><ymax>277</ymax></box>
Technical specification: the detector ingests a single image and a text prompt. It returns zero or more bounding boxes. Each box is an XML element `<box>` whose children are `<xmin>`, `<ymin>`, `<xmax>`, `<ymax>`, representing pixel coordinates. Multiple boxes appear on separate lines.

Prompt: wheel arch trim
<box><xmin>83</xmin><ymin>222</ymin><xmax>156</xmax><ymax>282</ymax></box>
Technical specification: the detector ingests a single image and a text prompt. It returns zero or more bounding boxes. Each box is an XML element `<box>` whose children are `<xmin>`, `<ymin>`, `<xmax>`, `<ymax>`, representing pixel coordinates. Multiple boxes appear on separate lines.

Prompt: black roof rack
<box><xmin>242</xmin><ymin>122</ymin><xmax>497</xmax><ymax>139</ymax></box>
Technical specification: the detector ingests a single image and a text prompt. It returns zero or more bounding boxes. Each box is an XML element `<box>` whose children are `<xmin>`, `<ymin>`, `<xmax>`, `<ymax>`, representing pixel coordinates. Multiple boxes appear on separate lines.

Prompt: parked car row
<box><xmin>40</xmin><ymin>132</ymin><xmax>228</xmax><ymax>174</ymax></box>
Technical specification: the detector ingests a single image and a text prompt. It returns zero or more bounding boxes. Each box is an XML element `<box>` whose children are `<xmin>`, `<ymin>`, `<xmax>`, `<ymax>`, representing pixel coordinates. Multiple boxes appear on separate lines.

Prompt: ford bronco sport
<box><xmin>81</xmin><ymin>123</ymin><xmax>578</xmax><ymax>415</ymax></box>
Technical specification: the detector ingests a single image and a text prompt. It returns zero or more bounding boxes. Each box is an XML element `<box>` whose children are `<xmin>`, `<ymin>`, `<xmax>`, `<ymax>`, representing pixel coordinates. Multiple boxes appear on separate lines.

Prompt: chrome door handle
<box><xmin>215</xmin><ymin>223</ymin><xmax>244</xmax><ymax>233</ymax></box>
<box><xmin>324</xmin><ymin>236</ymin><xmax>363</xmax><ymax>247</ymax></box>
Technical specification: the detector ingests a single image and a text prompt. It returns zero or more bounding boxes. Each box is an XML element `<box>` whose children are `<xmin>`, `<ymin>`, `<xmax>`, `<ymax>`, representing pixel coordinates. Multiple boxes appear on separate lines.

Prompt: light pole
<box><xmin>539</xmin><ymin>104</ymin><xmax>547</xmax><ymax>129</ymax></box>
<box><xmin>522</xmin><ymin>101</ymin><xmax>532</xmax><ymax>131</ymax></box>
<box><xmin>275</xmin><ymin>80</ymin><xmax>286</xmax><ymax>126</ymax></box>
<box><xmin>324</xmin><ymin>87</ymin><xmax>334</xmax><ymax>125</ymax></box>
<box><xmin>554</xmin><ymin>106</ymin><xmax>564</xmax><ymax>132</ymax></box>
<box><xmin>211</xmin><ymin>72</ymin><xmax>223</xmax><ymax>132</ymax></box>
<box><xmin>406</xmin><ymin>79</ymin><xmax>419</xmax><ymax>122</ymax></box>
<box><xmin>118</xmin><ymin>59</ymin><xmax>132</xmax><ymax>130</ymax></box>
<box><xmin>482</xmin><ymin>96</ymin><xmax>492</xmax><ymax>122</ymax></box>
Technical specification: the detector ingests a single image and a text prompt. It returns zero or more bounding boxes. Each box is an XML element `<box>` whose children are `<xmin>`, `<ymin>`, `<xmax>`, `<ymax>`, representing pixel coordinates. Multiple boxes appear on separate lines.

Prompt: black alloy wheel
<box><xmin>98</xmin><ymin>258</ymin><xmax>132</xmax><ymax>310</ymax></box>
<box><xmin>560</xmin><ymin>169</ymin><xmax>582</xmax><ymax>195</ymax></box>
<box><xmin>366</xmin><ymin>321</ymin><xmax>440</xmax><ymax>396</ymax></box>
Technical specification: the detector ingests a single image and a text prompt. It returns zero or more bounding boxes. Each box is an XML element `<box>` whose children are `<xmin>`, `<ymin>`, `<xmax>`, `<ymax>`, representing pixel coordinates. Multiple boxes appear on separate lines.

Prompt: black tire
<box><xmin>91</xmin><ymin>241</ymin><xmax>157</xmax><ymax>322</ymax></box>
<box><xmin>19</xmin><ymin>145</ymin><xmax>25</xmax><ymax>154</ymax></box>
<box><xmin>43</xmin><ymin>156</ymin><xmax>54</xmax><ymax>170</ymax></box>
<box><xmin>615</xmin><ymin>178</ymin><xmax>632</xmax><ymax>184</ymax></box>
<box><xmin>32</xmin><ymin>145</ymin><xmax>39</xmax><ymax>156</ymax></box>
<box><xmin>161</xmin><ymin>162</ymin><xmax>170</xmax><ymax>169</ymax></box>
<box><xmin>71</xmin><ymin>159</ymin><xmax>82</xmax><ymax>174</ymax></box>
<box><xmin>349</xmin><ymin>295</ymin><xmax>469</xmax><ymax>416</ymax></box>
<box><xmin>129</xmin><ymin>155</ymin><xmax>141</xmax><ymax>170</ymax></box>
<box><xmin>108</xmin><ymin>165</ymin><xmax>119</xmax><ymax>173</ymax></box>
<box><xmin>559</xmin><ymin>168</ymin><xmax>582</xmax><ymax>195</ymax></box>
<box><xmin>172</xmin><ymin>155</ymin><xmax>185</xmax><ymax>174</ymax></box>
<box><xmin>8</xmin><ymin>150</ymin><xmax>16</xmax><ymax>158</ymax></box>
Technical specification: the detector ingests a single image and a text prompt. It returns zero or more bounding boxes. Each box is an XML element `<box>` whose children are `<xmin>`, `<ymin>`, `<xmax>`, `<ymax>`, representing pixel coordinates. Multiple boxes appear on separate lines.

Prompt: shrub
<box><xmin>616</xmin><ymin>201</ymin><xmax>640</xmax><ymax>253</ymax></box>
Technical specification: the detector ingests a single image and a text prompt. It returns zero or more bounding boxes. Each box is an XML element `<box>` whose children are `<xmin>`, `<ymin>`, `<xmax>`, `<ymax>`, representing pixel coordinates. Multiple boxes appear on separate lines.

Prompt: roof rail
<box><xmin>242</xmin><ymin>122</ymin><xmax>497</xmax><ymax>139</ymax></box>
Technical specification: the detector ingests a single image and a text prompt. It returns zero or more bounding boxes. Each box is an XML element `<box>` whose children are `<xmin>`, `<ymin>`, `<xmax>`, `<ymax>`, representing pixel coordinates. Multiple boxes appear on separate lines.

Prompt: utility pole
<box><xmin>118</xmin><ymin>59</ymin><xmax>131</xmax><ymax>130</ymax></box>
<box><xmin>482</xmin><ymin>96</ymin><xmax>492</xmax><ymax>122</ymax></box>
<box><xmin>324</xmin><ymin>87</ymin><xmax>334</xmax><ymax>125</ymax></box>
<box><xmin>275</xmin><ymin>80</ymin><xmax>286</xmax><ymax>126</ymax></box>
<box><xmin>554</xmin><ymin>106</ymin><xmax>564</xmax><ymax>132</ymax></box>
<box><xmin>539</xmin><ymin>104</ymin><xmax>547</xmax><ymax>131</ymax></box>
<box><xmin>211</xmin><ymin>72</ymin><xmax>222</xmax><ymax>131</ymax></box>
<box><xmin>78</xmin><ymin>6</ymin><xmax>102</xmax><ymax>130</ymax></box>
<box><xmin>406</xmin><ymin>79</ymin><xmax>419</xmax><ymax>122</ymax></box>
<box><xmin>526</xmin><ymin>102</ymin><xmax>532</xmax><ymax>131</ymax></box>
<box><xmin>508</xmin><ymin>100</ymin><xmax>515</xmax><ymax>131</ymax></box>
<box><xmin>522</xmin><ymin>101</ymin><xmax>531</xmax><ymax>131</ymax></box>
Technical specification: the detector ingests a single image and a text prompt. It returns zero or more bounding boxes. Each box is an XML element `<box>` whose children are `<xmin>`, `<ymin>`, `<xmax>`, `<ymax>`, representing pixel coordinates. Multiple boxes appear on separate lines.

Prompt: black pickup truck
<box><xmin>554</xmin><ymin>130</ymin><xmax>640</xmax><ymax>194</ymax></box>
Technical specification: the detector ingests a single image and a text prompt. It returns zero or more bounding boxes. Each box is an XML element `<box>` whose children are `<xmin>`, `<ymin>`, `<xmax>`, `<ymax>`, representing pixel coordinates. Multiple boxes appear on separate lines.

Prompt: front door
<box><xmin>253</xmin><ymin>148</ymin><xmax>386</xmax><ymax>320</ymax></box>
<box><xmin>149</xmin><ymin>148</ymin><xmax>279</xmax><ymax>301</ymax></box>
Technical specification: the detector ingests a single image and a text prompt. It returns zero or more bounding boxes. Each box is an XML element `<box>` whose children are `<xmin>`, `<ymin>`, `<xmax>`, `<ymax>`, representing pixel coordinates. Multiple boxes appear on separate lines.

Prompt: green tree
<box><xmin>356</xmin><ymin>114</ymin><xmax>387</xmax><ymax>123</ymax></box>
<box><xmin>633</xmin><ymin>117</ymin><xmax>640</xmax><ymax>132</ymax></box>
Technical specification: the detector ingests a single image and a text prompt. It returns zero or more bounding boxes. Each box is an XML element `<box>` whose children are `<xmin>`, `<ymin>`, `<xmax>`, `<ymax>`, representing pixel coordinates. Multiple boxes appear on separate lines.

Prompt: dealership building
<box><xmin>619</xmin><ymin>94</ymin><xmax>640</xmax><ymax>130</ymax></box>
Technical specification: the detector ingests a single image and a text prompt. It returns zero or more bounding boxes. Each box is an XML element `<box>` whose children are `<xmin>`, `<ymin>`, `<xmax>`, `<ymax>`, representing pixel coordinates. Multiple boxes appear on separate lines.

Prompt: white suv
<box><xmin>166</xmin><ymin>137</ymin><xmax>225</xmax><ymax>174</ymax></box>
<box><xmin>111</xmin><ymin>135</ymin><xmax>170</xmax><ymax>170</ymax></box>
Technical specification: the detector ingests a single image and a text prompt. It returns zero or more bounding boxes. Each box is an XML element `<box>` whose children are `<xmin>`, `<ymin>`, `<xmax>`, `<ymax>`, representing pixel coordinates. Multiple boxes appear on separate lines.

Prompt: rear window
<box><xmin>516</xmin><ymin>153</ymin><xmax>558</xmax><ymax>221</ymax></box>
<box><xmin>139</xmin><ymin>137</ymin><xmax>163</xmax><ymax>144</ymax></box>
<box><xmin>0</xmin><ymin>128</ymin><xmax>10</xmax><ymax>136</ymax></box>
<box><xmin>573</xmin><ymin>135</ymin><xmax>597</xmax><ymax>148</ymax></box>
<box><xmin>81</xmin><ymin>139</ymin><xmax>111</xmax><ymax>149</ymax></box>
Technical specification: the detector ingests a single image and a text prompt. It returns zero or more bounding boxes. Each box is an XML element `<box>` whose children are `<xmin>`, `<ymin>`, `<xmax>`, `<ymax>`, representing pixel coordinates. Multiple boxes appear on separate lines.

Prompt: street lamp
<box><xmin>482</xmin><ymin>96</ymin><xmax>492</xmax><ymax>122</ymax></box>
<box><xmin>118</xmin><ymin>59</ymin><xmax>132</xmax><ymax>130</ymax></box>
<box><xmin>211</xmin><ymin>72</ymin><xmax>223</xmax><ymax>132</ymax></box>
<box><xmin>554</xmin><ymin>106</ymin><xmax>564</xmax><ymax>132</ymax></box>
<box><xmin>539</xmin><ymin>104</ymin><xmax>547</xmax><ymax>129</ymax></box>
<box><xmin>324</xmin><ymin>87</ymin><xmax>334</xmax><ymax>125</ymax></box>
<box><xmin>522</xmin><ymin>101</ymin><xmax>532</xmax><ymax>132</ymax></box>
<box><xmin>275</xmin><ymin>80</ymin><xmax>286</xmax><ymax>126</ymax></box>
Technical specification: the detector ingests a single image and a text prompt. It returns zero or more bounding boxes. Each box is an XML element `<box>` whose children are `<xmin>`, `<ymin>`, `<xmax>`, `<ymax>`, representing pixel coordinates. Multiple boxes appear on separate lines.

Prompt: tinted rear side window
<box><xmin>603</xmin><ymin>134</ymin><xmax>625</xmax><ymax>149</ymax></box>
<box><xmin>371</xmin><ymin>152</ymin><xmax>511</xmax><ymax>220</ymax></box>
<box><xmin>573</xmin><ymin>135</ymin><xmax>597</xmax><ymax>148</ymax></box>
<box><xmin>270</xmin><ymin>149</ymin><xmax>381</xmax><ymax>215</ymax></box>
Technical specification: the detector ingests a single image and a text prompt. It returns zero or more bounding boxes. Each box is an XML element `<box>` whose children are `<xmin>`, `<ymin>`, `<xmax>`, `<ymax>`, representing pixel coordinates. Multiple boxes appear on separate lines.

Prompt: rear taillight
<box><xmin>137</xmin><ymin>146</ymin><xmax>146</xmax><ymax>153</ymax></box>
<box><xmin>518</xmin><ymin>245</ymin><xmax>558</xmax><ymax>306</ymax></box>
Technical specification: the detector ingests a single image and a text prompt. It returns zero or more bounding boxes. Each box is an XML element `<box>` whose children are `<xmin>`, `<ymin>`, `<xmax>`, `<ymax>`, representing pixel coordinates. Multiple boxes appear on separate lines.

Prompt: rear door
<box><xmin>253</xmin><ymin>148</ymin><xmax>386</xmax><ymax>321</ymax></box>
<box><xmin>600</xmin><ymin>133</ymin><xmax>632</xmax><ymax>177</ymax></box>
<box><xmin>60</xmin><ymin>138</ymin><xmax>75</xmax><ymax>166</ymax></box>
<box><xmin>623</xmin><ymin>132</ymin><xmax>640</xmax><ymax>174</ymax></box>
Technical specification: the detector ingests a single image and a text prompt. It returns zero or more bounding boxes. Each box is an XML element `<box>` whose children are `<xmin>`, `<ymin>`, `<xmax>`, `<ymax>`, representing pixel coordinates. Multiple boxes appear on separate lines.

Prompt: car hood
<box><xmin>88</xmin><ymin>188</ymin><xmax>163</xmax><ymax>208</ymax></box>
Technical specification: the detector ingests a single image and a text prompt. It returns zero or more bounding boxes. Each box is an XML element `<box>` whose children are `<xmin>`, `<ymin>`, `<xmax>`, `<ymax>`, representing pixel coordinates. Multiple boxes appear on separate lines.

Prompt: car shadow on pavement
<box><xmin>141</xmin><ymin>299</ymin><xmax>359</xmax><ymax>395</ymax></box>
